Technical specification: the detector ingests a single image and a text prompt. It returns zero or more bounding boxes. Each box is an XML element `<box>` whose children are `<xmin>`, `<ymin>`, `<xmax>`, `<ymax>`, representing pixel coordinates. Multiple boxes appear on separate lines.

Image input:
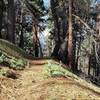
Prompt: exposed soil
<box><xmin>0</xmin><ymin>60</ymin><xmax>100</xmax><ymax>100</ymax></box>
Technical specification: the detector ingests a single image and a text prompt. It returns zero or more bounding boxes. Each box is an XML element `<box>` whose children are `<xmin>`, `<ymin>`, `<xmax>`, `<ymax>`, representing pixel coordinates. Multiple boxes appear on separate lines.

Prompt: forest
<box><xmin>0</xmin><ymin>0</ymin><xmax>100</xmax><ymax>99</ymax></box>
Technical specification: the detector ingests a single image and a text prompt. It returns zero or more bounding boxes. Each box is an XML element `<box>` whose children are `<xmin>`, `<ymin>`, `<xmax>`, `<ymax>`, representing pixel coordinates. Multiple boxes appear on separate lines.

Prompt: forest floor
<box><xmin>0</xmin><ymin>59</ymin><xmax>100</xmax><ymax>100</ymax></box>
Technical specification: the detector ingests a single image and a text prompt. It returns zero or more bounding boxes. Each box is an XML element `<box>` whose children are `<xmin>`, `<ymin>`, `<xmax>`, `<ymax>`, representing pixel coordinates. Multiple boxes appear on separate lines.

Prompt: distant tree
<box><xmin>7</xmin><ymin>0</ymin><xmax>16</xmax><ymax>43</ymax></box>
<box><xmin>0</xmin><ymin>0</ymin><xmax>4</xmax><ymax>38</ymax></box>
<box><xmin>25</xmin><ymin>0</ymin><xmax>46</xmax><ymax>57</ymax></box>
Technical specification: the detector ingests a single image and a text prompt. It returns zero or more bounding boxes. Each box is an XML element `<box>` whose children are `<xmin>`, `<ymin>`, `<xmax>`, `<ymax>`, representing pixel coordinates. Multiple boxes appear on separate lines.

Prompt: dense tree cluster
<box><xmin>49</xmin><ymin>0</ymin><xmax>100</xmax><ymax>84</ymax></box>
<box><xmin>0</xmin><ymin>0</ymin><xmax>46</xmax><ymax>57</ymax></box>
<box><xmin>0</xmin><ymin>0</ymin><xmax>100</xmax><ymax>85</ymax></box>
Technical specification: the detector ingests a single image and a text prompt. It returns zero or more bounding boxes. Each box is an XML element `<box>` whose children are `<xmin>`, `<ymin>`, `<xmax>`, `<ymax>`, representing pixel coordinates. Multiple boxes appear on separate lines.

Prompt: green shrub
<box><xmin>43</xmin><ymin>60</ymin><xmax>78</xmax><ymax>79</ymax></box>
<box><xmin>10</xmin><ymin>58</ymin><xmax>26</xmax><ymax>70</ymax></box>
<box><xmin>0</xmin><ymin>50</ymin><xmax>27</xmax><ymax>70</ymax></box>
<box><xmin>0</xmin><ymin>53</ymin><xmax>5</xmax><ymax>63</ymax></box>
<box><xmin>0</xmin><ymin>70</ymin><xmax>6</xmax><ymax>76</ymax></box>
<box><xmin>43</xmin><ymin>61</ymin><xmax>66</xmax><ymax>77</ymax></box>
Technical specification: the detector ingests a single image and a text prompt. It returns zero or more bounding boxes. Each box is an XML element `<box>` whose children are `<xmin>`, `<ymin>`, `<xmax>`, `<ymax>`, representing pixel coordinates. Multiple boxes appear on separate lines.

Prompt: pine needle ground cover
<box><xmin>0</xmin><ymin>60</ymin><xmax>100</xmax><ymax>100</ymax></box>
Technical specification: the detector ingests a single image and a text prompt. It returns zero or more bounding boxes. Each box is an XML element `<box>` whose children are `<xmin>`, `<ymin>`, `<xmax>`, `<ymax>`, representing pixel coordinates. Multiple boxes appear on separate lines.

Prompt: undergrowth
<box><xmin>43</xmin><ymin>60</ymin><xmax>78</xmax><ymax>79</ymax></box>
<box><xmin>0</xmin><ymin>50</ymin><xmax>27</xmax><ymax>70</ymax></box>
<box><xmin>0</xmin><ymin>69</ymin><xmax>6</xmax><ymax>76</ymax></box>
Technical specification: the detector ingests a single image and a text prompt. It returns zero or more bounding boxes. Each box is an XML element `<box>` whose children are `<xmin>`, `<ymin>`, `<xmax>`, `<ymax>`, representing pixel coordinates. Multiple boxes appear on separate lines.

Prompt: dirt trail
<box><xmin>0</xmin><ymin>60</ymin><xmax>100</xmax><ymax>100</ymax></box>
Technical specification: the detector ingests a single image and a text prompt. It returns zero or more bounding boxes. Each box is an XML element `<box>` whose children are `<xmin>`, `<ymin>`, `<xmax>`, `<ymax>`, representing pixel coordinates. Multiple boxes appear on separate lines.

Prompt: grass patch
<box><xmin>0</xmin><ymin>69</ymin><xmax>6</xmax><ymax>76</ymax></box>
<box><xmin>0</xmin><ymin>50</ymin><xmax>27</xmax><ymax>70</ymax></box>
<box><xmin>43</xmin><ymin>60</ymin><xmax>78</xmax><ymax>79</ymax></box>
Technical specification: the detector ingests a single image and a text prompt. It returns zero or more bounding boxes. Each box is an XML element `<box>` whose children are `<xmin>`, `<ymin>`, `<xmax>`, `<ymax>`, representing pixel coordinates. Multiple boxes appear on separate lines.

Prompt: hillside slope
<box><xmin>0</xmin><ymin>39</ymin><xmax>33</xmax><ymax>59</ymax></box>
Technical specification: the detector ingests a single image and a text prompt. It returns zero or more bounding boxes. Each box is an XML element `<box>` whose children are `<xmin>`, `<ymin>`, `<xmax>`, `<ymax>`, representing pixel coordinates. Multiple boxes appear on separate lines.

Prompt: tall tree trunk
<box><xmin>0</xmin><ymin>0</ymin><xmax>4</xmax><ymax>38</ymax></box>
<box><xmin>50</xmin><ymin>0</ymin><xmax>61</xmax><ymax>57</ymax></box>
<box><xmin>96</xmin><ymin>12</ymin><xmax>100</xmax><ymax>36</ymax></box>
<box><xmin>67</xmin><ymin>0</ymin><xmax>73</xmax><ymax>69</ymax></box>
<box><xmin>7</xmin><ymin>0</ymin><xmax>15</xmax><ymax>43</ymax></box>
<box><xmin>33</xmin><ymin>25</ymin><xmax>43</xmax><ymax>57</ymax></box>
<box><xmin>88</xmin><ymin>55</ymin><xmax>91</xmax><ymax>75</ymax></box>
<box><xmin>50</xmin><ymin>0</ymin><xmax>60</xmax><ymax>42</ymax></box>
<box><xmin>35</xmin><ymin>43</ymin><xmax>39</xmax><ymax>57</ymax></box>
<box><xmin>34</xmin><ymin>25</ymin><xmax>39</xmax><ymax>57</ymax></box>
<box><xmin>51</xmin><ymin>42</ymin><xmax>61</xmax><ymax>58</ymax></box>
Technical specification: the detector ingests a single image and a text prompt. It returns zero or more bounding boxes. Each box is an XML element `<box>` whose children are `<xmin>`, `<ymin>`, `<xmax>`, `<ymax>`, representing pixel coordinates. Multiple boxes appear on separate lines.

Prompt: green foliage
<box><xmin>0</xmin><ymin>69</ymin><xmax>6</xmax><ymax>76</ymax></box>
<box><xmin>23</xmin><ymin>32</ymin><xmax>35</xmax><ymax>56</ymax></box>
<box><xmin>43</xmin><ymin>60</ymin><xmax>78</xmax><ymax>79</ymax></box>
<box><xmin>10</xmin><ymin>59</ymin><xmax>26</xmax><ymax>70</ymax></box>
<box><xmin>0</xmin><ymin>50</ymin><xmax>27</xmax><ymax>70</ymax></box>
<box><xmin>0</xmin><ymin>53</ymin><xmax>5</xmax><ymax>63</ymax></box>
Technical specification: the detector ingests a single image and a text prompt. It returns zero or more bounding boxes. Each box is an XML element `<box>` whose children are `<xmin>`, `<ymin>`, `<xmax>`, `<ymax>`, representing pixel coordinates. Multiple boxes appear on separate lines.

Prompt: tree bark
<box><xmin>96</xmin><ymin>13</ymin><xmax>100</xmax><ymax>36</ymax></box>
<box><xmin>67</xmin><ymin>0</ymin><xmax>73</xmax><ymax>69</ymax></box>
<box><xmin>19</xmin><ymin>27</ymin><xmax>24</xmax><ymax>48</ymax></box>
<box><xmin>34</xmin><ymin>25</ymin><xmax>39</xmax><ymax>57</ymax></box>
<box><xmin>7</xmin><ymin>0</ymin><xmax>15</xmax><ymax>43</ymax></box>
<box><xmin>50</xmin><ymin>0</ymin><xmax>62</xmax><ymax>57</ymax></box>
<box><xmin>0</xmin><ymin>0</ymin><xmax>4</xmax><ymax>38</ymax></box>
